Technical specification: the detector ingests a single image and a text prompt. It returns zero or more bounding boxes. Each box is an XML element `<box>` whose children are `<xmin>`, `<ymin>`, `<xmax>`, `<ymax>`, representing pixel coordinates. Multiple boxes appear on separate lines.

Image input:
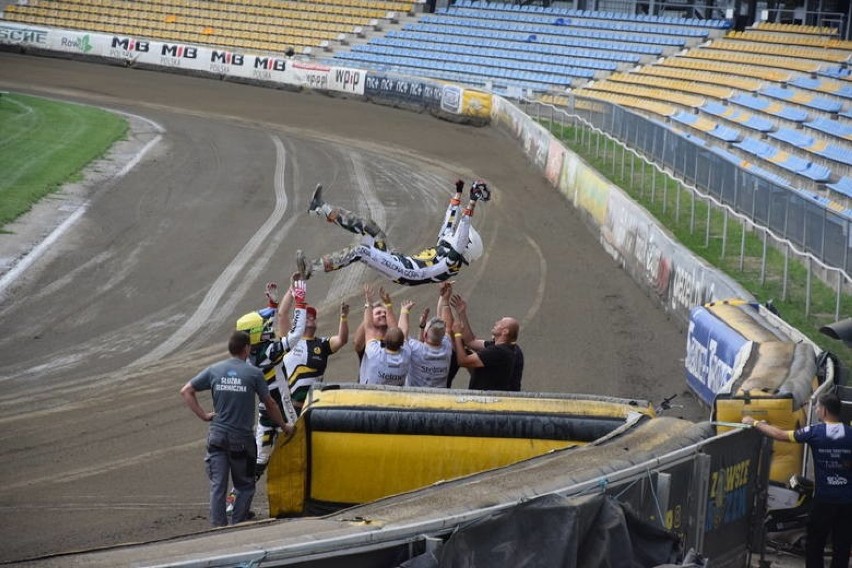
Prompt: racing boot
<box><xmin>319</xmin><ymin>246</ymin><xmax>362</xmax><ymax>273</ymax></box>
<box><xmin>307</xmin><ymin>184</ymin><xmax>330</xmax><ymax>217</ymax></box>
<box><xmin>296</xmin><ymin>249</ymin><xmax>313</xmax><ymax>280</ymax></box>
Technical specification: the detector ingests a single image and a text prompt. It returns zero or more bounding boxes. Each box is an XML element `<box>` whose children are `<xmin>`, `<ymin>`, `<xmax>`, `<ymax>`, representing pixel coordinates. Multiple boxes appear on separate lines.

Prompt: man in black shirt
<box><xmin>452</xmin><ymin>316</ymin><xmax>521</xmax><ymax>391</ymax></box>
<box><xmin>450</xmin><ymin>293</ymin><xmax>524</xmax><ymax>391</ymax></box>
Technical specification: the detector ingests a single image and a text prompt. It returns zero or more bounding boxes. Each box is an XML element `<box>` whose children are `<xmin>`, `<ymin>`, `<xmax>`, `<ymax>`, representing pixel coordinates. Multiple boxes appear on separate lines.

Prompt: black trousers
<box><xmin>806</xmin><ymin>500</ymin><xmax>852</xmax><ymax>568</ymax></box>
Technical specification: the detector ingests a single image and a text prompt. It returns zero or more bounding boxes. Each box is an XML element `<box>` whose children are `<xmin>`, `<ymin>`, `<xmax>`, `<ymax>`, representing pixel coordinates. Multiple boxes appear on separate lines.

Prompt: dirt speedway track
<box><xmin>0</xmin><ymin>53</ymin><xmax>705</xmax><ymax>564</ymax></box>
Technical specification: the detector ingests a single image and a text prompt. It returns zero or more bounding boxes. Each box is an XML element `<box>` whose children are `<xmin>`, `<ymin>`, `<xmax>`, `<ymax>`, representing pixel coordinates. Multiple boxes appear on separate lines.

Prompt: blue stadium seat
<box><xmin>730</xmin><ymin>94</ymin><xmax>809</xmax><ymax>122</ymax></box>
<box><xmin>761</xmin><ymin>85</ymin><xmax>843</xmax><ymax>113</ymax></box>
<box><xmin>816</xmin><ymin>144</ymin><xmax>852</xmax><ymax>166</ymax></box>
<box><xmin>769</xmin><ymin>128</ymin><xmax>814</xmax><ymax>148</ymax></box>
<box><xmin>818</xmin><ymin>65</ymin><xmax>851</xmax><ymax>80</ymax></box>
<box><xmin>807</xmin><ymin>117</ymin><xmax>852</xmax><ymax>139</ymax></box>
<box><xmin>801</xmin><ymin>163</ymin><xmax>832</xmax><ymax>182</ymax></box>
<box><xmin>789</xmin><ymin>76</ymin><xmax>852</xmax><ymax>100</ymax></box>
<box><xmin>827</xmin><ymin>176</ymin><xmax>852</xmax><ymax>198</ymax></box>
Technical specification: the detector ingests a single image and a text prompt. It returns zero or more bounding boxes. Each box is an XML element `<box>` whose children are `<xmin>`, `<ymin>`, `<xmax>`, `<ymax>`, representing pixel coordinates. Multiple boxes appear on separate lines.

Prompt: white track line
<box><xmin>0</xmin><ymin>111</ymin><xmax>164</xmax><ymax>300</ymax></box>
<box><xmin>132</xmin><ymin>134</ymin><xmax>290</xmax><ymax>366</ymax></box>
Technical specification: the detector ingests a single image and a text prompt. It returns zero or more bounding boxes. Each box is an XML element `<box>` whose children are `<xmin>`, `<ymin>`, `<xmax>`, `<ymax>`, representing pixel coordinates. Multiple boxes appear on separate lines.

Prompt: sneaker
<box><xmin>470</xmin><ymin>181</ymin><xmax>491</xmax><ymax>202</ymax></box>
<box><xmin>296</xmin><ymin>249</ymin><xmax>313</xmax><ymax>280</ymax></box>
<box><xmin>308</xmin><ymin>184</ymin><xmax>324</xmax><ymax>215</ymax></box>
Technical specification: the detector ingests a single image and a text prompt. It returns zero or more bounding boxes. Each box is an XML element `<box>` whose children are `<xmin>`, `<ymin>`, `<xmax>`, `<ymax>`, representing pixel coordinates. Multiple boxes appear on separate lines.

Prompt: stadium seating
<box><xmin>730</xmin><ymin>93</ymin><xmax>810</xmax><ymax>122</ymax></box>
<box><xmin>572</xmin><ymin>91</ymin><xmax>678</xmax><ymax>117</ymax></box>
<box><xmin>671</xmin><ymin>110</ymin><xmax>741</xmax><ymax>142</ymax></box>
<box><xmin>701</xmin><ymin>101</ymin><xmax>775</xmax><ymax>133</ymax></box>
<box><xmin>827</xmin><ymin>176</ymin><xmax>852</xmax><ymax>198</ymax></box>
<box><xmin>734</xmin><ymin>137</ymin><xmax>832</xmax><ymax>181</ymax></box>
<box><xmin>760</xmin><ymin>85</ymin><xmax>843</xmax><ymax>113</ymax></box>
<box><xmin>607</xmin><ymin>72</ymin><xmax>733</xmax><ymax>99</ymax></box>
<box><xmin>638</xmin><ymin>66</ymin><xmax>761</xmax><ymax>92</ymax></box>
<box><xmin>727</xmin><ymin>29</ymin><xmax>852</xmax><ymax>50</ymax></box>
<box><xmin>662</xmin><ymin>56</ymin><xmax>791</xmax><ymax>82</ymax></box>
<box><xmin>819</xmin><ymin>65</ymin><xmax>852</xmax><ymax>80</ymax></box>
<box><xmin>807</xmin><ymin>117</ymin><xmax>852</xmax><ymax>140</ymax></box>
<box><xmin>2</xmin><ymin>0</ymin><xmax>418</xmax><ymax>53</ymax></box>
<box><xmin>789</xmin><ymin>76</ymin><xmax>852</xmax><ymax>99</ymax></box>
<box><xmin>708</xmin><ymin>37</ymin><xmax>851</xmax><ymax>63</ymax></box>
<box><xmin>685</xmin><ymin>48</ymin><xmax>823</xmax><ymax>73</ymax></box>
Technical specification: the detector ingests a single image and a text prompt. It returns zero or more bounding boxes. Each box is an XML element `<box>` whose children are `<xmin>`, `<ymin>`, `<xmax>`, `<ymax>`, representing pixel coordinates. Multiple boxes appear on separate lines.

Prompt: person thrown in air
<box><xmin>296</xmin><ymin>179</ymin><xmax>489</xmax><ymax>286</ymax></box>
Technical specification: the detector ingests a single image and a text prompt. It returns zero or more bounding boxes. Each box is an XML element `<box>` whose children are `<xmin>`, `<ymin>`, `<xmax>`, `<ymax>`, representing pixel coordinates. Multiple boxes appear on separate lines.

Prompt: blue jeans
<box><xmin>204</xmin><ymin>430</ymin><xmax>257</xmax><ymax>527</ymax></box>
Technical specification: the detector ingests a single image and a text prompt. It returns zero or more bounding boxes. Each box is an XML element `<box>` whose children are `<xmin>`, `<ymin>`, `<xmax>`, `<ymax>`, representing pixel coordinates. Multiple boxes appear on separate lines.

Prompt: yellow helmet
<box><xmin>235</xmin><ymin>309</ymin><xmax>275</xmax><ymax>346</ymax></box>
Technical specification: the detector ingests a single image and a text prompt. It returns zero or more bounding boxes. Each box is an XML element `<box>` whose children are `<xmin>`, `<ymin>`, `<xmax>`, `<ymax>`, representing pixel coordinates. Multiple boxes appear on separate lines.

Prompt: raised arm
<box><xmin>362</xmin><ymin>284</ymin><xmax>377</xmax><ymax>335</ymax></box>
<box><xmin>329</xmin><ymin>301</ymin><xmax>350</xmax><ymax>353</ymax></box>
<box><xmin>265</xmin><ymin>281</ymin><xmax>280</xmax><ymax>333</ymax></box>
<box><xmin>280</xmin><ymin>280</ymin><xmax>308</xmax><ymax>351</ymax></box>
<box><xmin>438</xmin><ymin>282</ymin><xmax>454</xmax><ymax>335</ymax></box>
<box><xmin>417</xmin><ymin>307</ymin><xmax>430</xmax><ymax>342</ymax></box>
<box><xmin>276</xmin><ymin>272</ymin><xmax>300</xmax><ymax>338</ymax></box>
<box><xmin>450</xmin><ymin>293</ymin><xmax>484</xmax><ymax>351</ymax></box>
<box><xmin>451</xmin><ymin>320</ymin><xmax>484</xmax><ymax>369</ymax></box>
<box><xmin>399</xmin><ymin>299</ymin><xmax>414</xmax><ymax>339</ymax></box>
<box><xmin>354</xmin><ymin>321</ymin><xmax>367</xmax><ymax>356</ymax></box>
<box><xmin>379</xmin><ymin>286</ymin><xmax>397</xmax><ymax>328</ymax></box>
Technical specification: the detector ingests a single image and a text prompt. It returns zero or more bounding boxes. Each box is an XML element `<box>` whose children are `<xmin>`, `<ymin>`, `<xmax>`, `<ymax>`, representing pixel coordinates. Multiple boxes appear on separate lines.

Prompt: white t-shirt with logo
<box><xmin>405</xmin><ymin>336</ymin><xmax>453</xmax><ymax>388</ymax></box>
<box><xmin>359</xmin><ymin>340</ymin><xmax>411</xmax><ymax>386</ymax></box>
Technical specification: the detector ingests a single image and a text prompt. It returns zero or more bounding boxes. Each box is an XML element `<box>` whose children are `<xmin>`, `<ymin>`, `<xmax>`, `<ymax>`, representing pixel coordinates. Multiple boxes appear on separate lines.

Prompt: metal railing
<box><xmin>516</xmin><ymin>95</ymin><xmax>851</xmax><ymax>319</ymax></box>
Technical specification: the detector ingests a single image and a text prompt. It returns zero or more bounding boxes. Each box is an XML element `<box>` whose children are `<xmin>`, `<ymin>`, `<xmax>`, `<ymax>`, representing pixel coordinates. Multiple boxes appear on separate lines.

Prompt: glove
<box><xmin>455</xmin><ymin>179</ymin><xmax>464</xmax><ymax>192</ymax></box>
<box><xmin>293</xmin><ymin>280</ymin><xmax>307</xmax><ymax>309</ymax></box>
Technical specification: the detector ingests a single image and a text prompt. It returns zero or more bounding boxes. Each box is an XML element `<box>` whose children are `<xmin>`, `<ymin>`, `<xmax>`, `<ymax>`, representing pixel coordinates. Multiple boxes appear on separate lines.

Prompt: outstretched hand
<box><xmin>450</xmin><ymin>293</ymin><xmax>467</xmax><ymax>313</ymax></box>
<box><xmin>419</xmin><ymin>307</ymin><xmax>430</xmax><ymax>328</ymax></box>
<box><xmin>293</xmin><ymin>280</ymin><xmax>307</xmax><ymax>308</ymax></box>
<box><xmin>265</xmin><ymin>282</ymin><xmax>280</xmax><ymax>306</ymax></box>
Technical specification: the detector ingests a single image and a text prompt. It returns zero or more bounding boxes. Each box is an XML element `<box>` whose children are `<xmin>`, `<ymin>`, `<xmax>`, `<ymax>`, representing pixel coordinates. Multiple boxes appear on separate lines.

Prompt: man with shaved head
<box><xmin>451</xmin><ymin>312</ymin><xmax>523</xmax><ymax>392</ymax></box>
<box><xmin>450</xmin><ymin>293</ymin><xmax>524</xmax><ymax>391</ymax></box>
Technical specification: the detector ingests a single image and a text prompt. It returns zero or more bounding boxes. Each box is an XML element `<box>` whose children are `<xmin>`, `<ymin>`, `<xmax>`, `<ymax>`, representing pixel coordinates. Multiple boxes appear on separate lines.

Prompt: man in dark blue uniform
<box><xmin>744</xmin><ymin>392</ymin><xmax>852</xmax><ymax>568</ymax></box>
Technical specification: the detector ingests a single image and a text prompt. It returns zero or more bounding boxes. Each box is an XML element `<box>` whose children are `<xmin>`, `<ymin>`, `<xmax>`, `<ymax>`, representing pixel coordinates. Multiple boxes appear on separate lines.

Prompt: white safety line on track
<box><xmin>0</xmin><ymin>110</ymin><xmax>164</xmax><ymax>300</ymax></box>
<box><xmin>132</xmin><ymin>134</ymin><xmax>291</xmax><ymax>366</ymax></box>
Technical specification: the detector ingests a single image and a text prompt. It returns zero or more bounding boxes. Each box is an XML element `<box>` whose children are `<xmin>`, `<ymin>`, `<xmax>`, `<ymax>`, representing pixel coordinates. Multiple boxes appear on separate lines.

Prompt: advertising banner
<box><xmin>285</xmin><ymin>60</ymin><xmax>330</xmax><ymax>90</ymax></box>
<box><xmin>328</xmin><ymin>66</ymin><xmax>366</xmax><ymax>96</ymax></box>
<box><xmin>685</xmin><ymin>307</ymin><xmax>750</xmax><ymax>406</ymax></box>
<box><xmin>48</xmin><ymin>29</ymin><xmax>98</xmax><ymax>56</ymax></box>
<box><xmin>225</xmin><ymin>52</ymin><xmax>288</xmax><ymax>82</ymax></box>
<box><xmin>701</xmin><ymin>430</ymin><xmax>764</xmax><ymax>563</ymax></box>
<box><xmin>363</xmin><ymin>73</ymin><xmax>444</xmax><ymax>111</ymax></box>
<box><xmin>135</xmin><ymin>40</ymin><xmax>207</xmax><ymax>72</ymax></box>
<box><xmin>199</xmin><ymin>47</ymin><xmax>252</xmax><ymax>77</ymax></box>
<box><xmin>0</xmin><ymin>22</ymin><xmax>50</xmax><ymax>49</ymax></box>
<box><xmin>459</xmin><ymin>89</ymin><xmax>491</xmax><ymax>120</ymax></box>
<box><xmin>440</xmin><ymin>84</ymin><xmax>461</xmax><ymax>114</ymax></box>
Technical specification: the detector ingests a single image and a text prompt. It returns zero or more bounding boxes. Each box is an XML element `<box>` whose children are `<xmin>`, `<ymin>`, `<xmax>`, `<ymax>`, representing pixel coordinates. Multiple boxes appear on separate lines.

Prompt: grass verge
<box><xmin>544</xmin><ymin>121</ymin><xmax>852</xmax><ymax>371</ymax></box>
<box><xmin>0</xmin><ymin>92</ymin><xmax>128</xmax><ymax>232</ymax></box>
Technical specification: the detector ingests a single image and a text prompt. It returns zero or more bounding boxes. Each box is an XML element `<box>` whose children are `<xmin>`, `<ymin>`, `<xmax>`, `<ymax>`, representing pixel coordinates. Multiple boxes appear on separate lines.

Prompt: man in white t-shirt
<box><xmin>358</xmin><ymin>288</ymin><xmax>412</xmax><ymax>386</ymax></box>
<box><xmin>405</xmin><ymin>282</ymin><xmax>454</xmax><ymax>388</ymax></box>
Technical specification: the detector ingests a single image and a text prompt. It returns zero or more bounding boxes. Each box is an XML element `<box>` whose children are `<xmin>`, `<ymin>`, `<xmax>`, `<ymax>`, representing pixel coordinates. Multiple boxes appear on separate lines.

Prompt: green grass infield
<box><xmin>0</xmin><ymin>92</ymin><xmax>128</xmax><ymax>232</ymax></box>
